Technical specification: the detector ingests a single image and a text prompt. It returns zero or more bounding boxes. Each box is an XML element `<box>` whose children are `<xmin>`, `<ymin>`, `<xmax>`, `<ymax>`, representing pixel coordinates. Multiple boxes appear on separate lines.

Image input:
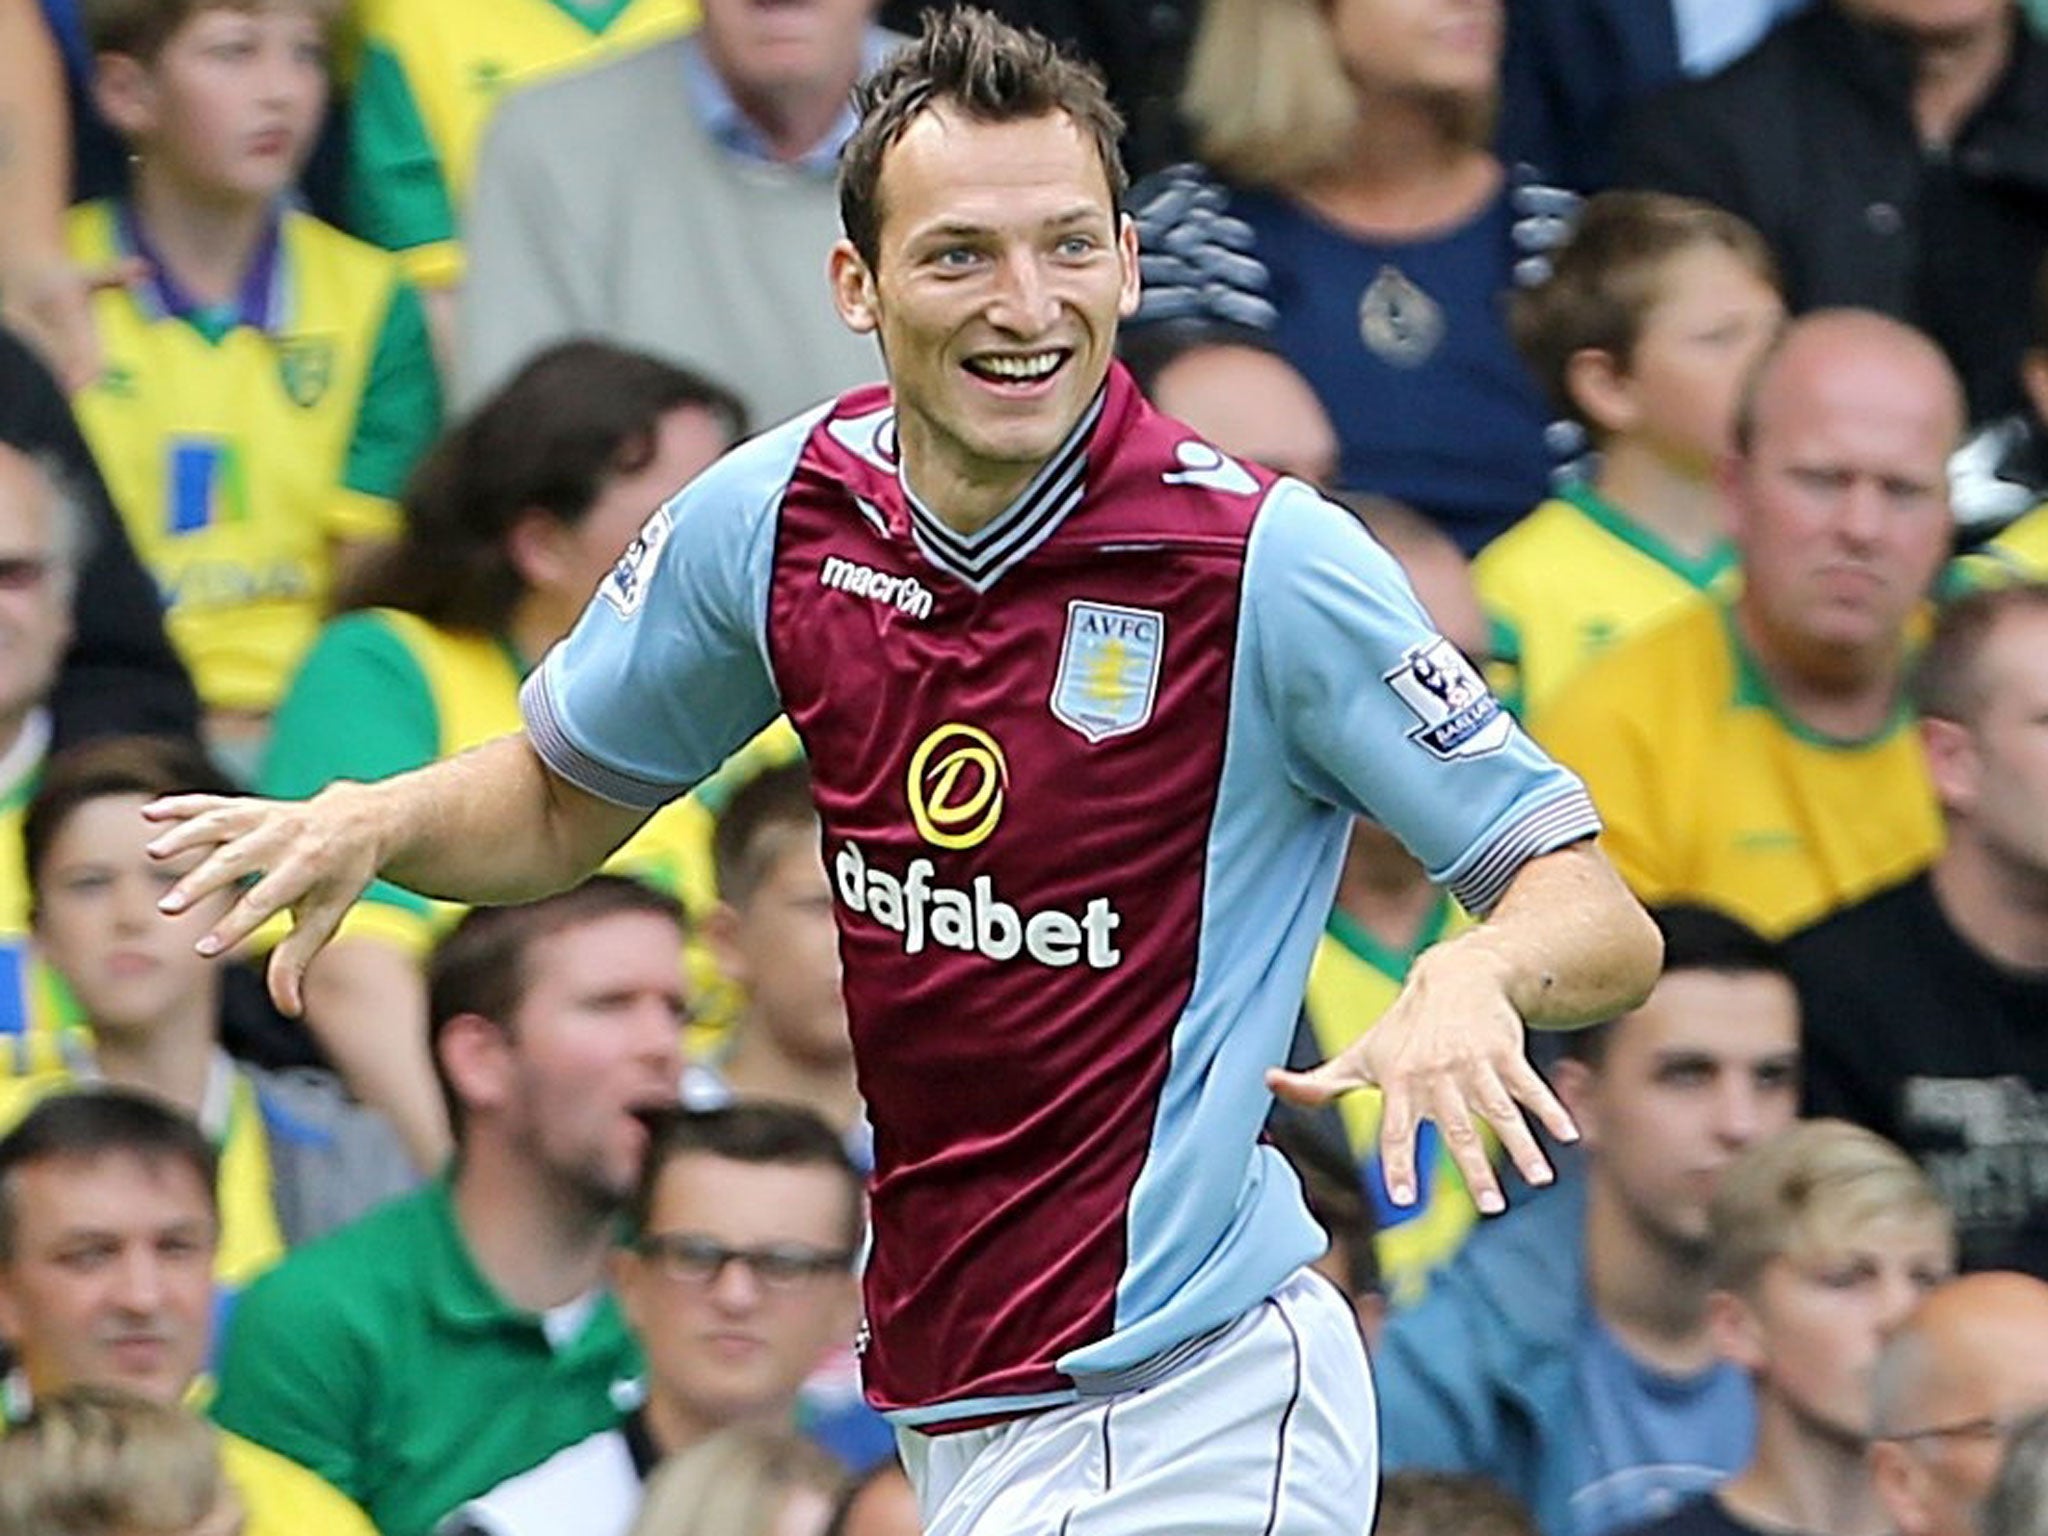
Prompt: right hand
<box><xmin>143</xmin><ymin>783</ymin><xmax>386</xmax><ymax>1016</ymax></box>
<box><xmin>2</xmin><ymin>253</ymin><xmax>147</xmax><ymax>390</ymax></box>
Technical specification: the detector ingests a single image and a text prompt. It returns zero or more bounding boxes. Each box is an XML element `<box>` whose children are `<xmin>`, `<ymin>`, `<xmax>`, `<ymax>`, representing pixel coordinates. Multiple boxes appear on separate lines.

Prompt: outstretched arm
<box><xmin>145</xmin><ymin>731</ymin><xmax>647</xmax><ymax>1014</ymax></box>
<box><xmin>1270</xmin><ymin>838</ymin><xmax>1660</xmax><ymax>1213</ymax></box>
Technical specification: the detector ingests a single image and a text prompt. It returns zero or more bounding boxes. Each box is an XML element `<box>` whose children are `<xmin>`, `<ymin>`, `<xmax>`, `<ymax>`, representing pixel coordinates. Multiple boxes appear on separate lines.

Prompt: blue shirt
<box><xmin>676</xmin><ymin>30</ymin><xmax>901</xmax><ymax>173</ymax></box>
<box><xmin>1185</xmin><ymin>182</ymin><xmax>1554</xmax><ymax>553</ymax></box>
<box><xmin>1569</xmin><ymin>1316</ymin><xmax>1755</xmax><ymax>1536</ymax></box>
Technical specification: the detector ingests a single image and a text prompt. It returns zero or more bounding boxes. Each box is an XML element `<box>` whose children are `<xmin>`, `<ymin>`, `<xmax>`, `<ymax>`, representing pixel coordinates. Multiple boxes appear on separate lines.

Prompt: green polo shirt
<box><xmin>211</xmin><ymin>1176</ymin><xmax>640</xmax><ymax>1536</ymax></box>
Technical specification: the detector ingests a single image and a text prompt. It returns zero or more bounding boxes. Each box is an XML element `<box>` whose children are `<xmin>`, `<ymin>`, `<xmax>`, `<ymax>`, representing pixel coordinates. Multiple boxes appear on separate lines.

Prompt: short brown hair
<box><xmin>0</xmin><ymin>1090</ymin><xmax>219</xmax><ymax>1263</ymax></box>
<box><xmin>1913</xmin><ymin>581</ymin><xmax>2048</xmax><ymax>726</ymax></box>
<box><xmin>625</xmin><ymin>1103</ymin><xmax>861</xmax><ymax>1250</ymax></box>
<box><xmin>428</xmin><ymin>876</ymin><xmax>685</xmax><ymax>1141</ymax></box>
<box><xmin>23</xmin><ymin>735</ymin><xmax>233</xmax><ymax>906</ymax></box>
<box><xmin>1511</xmin><ymin>191</ymin><xmax>1779</xmax><ymax>434</ymax></box>
<box><xmin>839</xmin><ymin>7</ymin><xmax>1127</xmax><ymax>270</ymax></box>
<box><xmin>83</xmin><ymin>0</ymin><xmax>343</xmax><ymax>61</ymax></box>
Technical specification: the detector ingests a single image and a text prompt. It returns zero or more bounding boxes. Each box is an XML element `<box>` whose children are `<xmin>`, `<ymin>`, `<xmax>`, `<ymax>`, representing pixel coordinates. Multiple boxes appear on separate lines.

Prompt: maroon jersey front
<box><xmin>765</xmin><ymin>368</ymin><xmax>1273</xmax><ymax>1414</ymax></box>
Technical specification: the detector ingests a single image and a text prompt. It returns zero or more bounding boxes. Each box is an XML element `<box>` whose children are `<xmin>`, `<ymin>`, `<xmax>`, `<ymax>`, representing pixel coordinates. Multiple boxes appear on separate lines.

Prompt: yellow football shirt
<box><xmin>1474</xmin><ymin>483</ymin><xmax>1735</xmax><ymax>719</ymax></box>
<box><xmin>222</xmin><ymin>1430</ymin><xmax>381</xmax><ymax>1536</ymax></box>
<box><xmin>1981</xmin><ymin>502</ymin><xmax>2048</xmax><ymax>580</ymax></box>
<box><xmin>348</xmin><ymin>0</ymin><xmax>697</xmax><ymax>287</ymax></box>
<box><xmin>66</xmin><ymin>201</ymin><xmax>440</xmax><ymax>713</ymax></box>
<box><xmin>1534</xmin><ymin>600</ymin><xmax>1941</xmax><ymax>938</ymax></box>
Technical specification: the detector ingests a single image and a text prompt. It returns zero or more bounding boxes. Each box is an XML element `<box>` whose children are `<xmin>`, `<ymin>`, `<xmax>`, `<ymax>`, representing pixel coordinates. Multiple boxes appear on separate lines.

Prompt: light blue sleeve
<box><xmin>519</xmin><ymin>412</ymin><xmax>822</xmax><ymax>808</ymax></box>
<box><xmin>1243</xmin><ymin>480</ymin><xmax>1600</xmax><ymax>913</ymax></box>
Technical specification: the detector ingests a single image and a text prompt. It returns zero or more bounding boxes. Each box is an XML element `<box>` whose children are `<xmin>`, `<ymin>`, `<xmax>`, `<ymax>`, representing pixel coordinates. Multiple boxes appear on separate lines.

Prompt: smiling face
<box><xmin>829</xmin><ymin>106</ymin><xmax>1139</xmax><ymax>527</ymax></box>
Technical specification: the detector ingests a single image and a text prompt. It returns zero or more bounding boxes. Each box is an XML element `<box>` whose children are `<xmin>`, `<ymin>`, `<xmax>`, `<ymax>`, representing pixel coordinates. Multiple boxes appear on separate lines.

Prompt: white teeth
<box><xmin>972</xmin><ymin>352</ymin><xmax>1063</xmax><ymax>381</ymax></box>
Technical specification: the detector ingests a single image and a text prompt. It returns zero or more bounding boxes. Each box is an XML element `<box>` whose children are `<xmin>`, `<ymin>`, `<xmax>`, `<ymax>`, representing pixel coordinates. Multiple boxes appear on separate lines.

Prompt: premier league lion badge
<box><xmin>1385</xmin><ymin>637</ymin><xmax>1510</xmax><ymax>760</ymax></box>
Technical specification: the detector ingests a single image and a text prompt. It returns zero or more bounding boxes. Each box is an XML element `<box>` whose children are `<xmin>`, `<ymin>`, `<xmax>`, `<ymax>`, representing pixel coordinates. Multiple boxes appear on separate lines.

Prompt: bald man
<box><xmin>1139</xmin><ymin>341</ymin><xmax>1342</xmax><ymax>489</ymax></box>
<box><xmin>1537</xmin><ymin>309</ymin><xmax>1960</xmax><ymax>937</ymax></box>
<box><xmin>1871</xmin><ymin>1272</ymin><xmax>2048</xmax><ymax>1536</ymax></box>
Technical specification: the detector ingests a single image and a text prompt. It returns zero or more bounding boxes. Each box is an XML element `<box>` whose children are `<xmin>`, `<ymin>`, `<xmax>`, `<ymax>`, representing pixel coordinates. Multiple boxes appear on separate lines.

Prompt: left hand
<box><xmin>1267</xmin><ymin>941</ymin><xmax>1578</xmax><ymax>1216</ymax></box>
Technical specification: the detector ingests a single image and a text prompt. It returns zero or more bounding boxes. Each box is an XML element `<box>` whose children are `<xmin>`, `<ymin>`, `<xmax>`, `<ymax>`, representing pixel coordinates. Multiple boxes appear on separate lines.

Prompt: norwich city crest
<box><xmin>277</xmin><ymin>337</ymin><xmax>335</xmax><ymax>408</ymax></box>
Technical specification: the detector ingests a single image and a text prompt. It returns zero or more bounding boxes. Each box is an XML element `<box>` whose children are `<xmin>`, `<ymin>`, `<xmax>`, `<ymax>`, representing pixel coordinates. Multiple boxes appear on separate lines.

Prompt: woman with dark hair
<box><xmin>255</xmin><ymin>341</ymin><xmax>768</xmax><ymax>1167</ymax></box>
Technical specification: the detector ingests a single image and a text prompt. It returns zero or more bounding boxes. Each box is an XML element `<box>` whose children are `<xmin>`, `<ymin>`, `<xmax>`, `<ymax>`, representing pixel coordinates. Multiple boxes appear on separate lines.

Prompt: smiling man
<box><xmin>146</xmin><ymin>13</ymin><xmax>1662</xmax><ymax>1534</ymax></box>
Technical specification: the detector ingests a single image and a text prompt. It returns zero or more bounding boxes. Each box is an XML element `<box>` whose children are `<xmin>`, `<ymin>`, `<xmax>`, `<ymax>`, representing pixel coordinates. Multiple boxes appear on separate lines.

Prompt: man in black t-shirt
<box><xmin>1788</xmin><ymin>583</ymin><xmax>2048</xmax><ymax>1277</ymax></box>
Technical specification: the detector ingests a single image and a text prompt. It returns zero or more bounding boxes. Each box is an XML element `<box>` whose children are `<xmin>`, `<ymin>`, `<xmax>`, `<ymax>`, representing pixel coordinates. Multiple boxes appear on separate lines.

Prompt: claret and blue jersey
<box><xmin>522</xmin><ymin>362</ymin><xmax>1600</xmax><ymax>1428</ymax></box>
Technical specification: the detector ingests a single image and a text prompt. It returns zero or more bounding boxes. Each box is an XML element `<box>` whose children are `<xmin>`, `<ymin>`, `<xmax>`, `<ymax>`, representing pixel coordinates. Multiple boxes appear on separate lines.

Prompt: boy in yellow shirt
<box><xmin>0</xmin><ymin>736</ymin><xmax>292</xmax><ymax>1289</ymax></box>
<box><xmin>67</xmin><ymin>0</ymin><xmax>440</xmax><ymax>766</ymax></box>
<box><xmin>1478</xmin><ymin>191</ymin><xmax>1783</xmax><ymax>718</ymax></box>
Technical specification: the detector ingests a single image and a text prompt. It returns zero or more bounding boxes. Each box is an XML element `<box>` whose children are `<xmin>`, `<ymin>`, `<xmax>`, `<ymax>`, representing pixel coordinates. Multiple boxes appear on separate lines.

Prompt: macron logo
<box><xmin>819</xmin><ymin>556</ymin><xmax>934</xmax><ymax>621</ymax></box>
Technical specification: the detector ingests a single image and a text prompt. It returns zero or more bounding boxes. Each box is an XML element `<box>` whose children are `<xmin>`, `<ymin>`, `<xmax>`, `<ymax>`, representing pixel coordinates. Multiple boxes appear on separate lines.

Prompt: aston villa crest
<box><xmin>1051</xmin><ymin>601</ymin><xmax>1165</xmax><ymax>743</ymax></box>
<box><xmin>277</xmin><ymin>337</ymin><xmax>334</xmax><ymax>408</ymax></box>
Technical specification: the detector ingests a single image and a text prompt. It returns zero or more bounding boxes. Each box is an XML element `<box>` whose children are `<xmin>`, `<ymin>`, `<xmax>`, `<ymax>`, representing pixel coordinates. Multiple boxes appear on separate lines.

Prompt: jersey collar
<box><xmin>900</xmin><ymin>384</ymin><xmax>1108</xmax><ymax>592</ymax></box>
<box><xmin>116</xmin><ymin>199</ymin><xmax>289</xmax><ymax>339</ymax></box>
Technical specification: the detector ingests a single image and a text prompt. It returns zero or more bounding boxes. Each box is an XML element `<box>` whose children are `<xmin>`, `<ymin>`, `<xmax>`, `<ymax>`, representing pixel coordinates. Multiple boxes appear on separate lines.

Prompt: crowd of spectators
<box><xmin>3</xmin><ymin>0</ymin><xmax>2048</xmax><ymax>1533</ymax></box>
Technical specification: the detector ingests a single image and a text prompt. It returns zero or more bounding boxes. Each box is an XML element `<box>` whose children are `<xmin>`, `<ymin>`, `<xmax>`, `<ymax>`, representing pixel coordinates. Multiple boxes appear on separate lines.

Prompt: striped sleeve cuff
<box><xmin>519</xmin><ymin>667</ymin><xmax>686</xmax><ymax>811</ymax></box>
<box><xmin>1445</xmin><ymin>787</ymin><xmax>1604</xmax><ymax>916</ymax></box>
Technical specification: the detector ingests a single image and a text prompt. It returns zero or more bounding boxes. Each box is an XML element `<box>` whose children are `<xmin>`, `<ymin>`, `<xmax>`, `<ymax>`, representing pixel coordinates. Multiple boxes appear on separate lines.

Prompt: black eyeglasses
<box><xmin>634</xmin><ymin>1233</ymin><xmax>855</xmax><ymax>1291</ymax></box>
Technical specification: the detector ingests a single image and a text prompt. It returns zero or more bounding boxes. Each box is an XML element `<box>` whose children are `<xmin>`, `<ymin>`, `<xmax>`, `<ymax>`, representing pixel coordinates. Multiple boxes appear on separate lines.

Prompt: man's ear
<box><xmin>1116</xmin><ymin>212</ymin><xmax>1141</xmax><ymax>320</ymax></box>
<box><xmin>699</xmin><ymin>902</ymin><xmax>748</xmax><ymax>992</ymax></box>
<box><xmin>436</xmin><ymin>1012</ymin><xmax>513</xmax><ymax>1122</ymax></box>
<box><xmin>1920</xmin><ymin>716</ymin><xmax>1979</xmax><ymax>820</ymax></box>
<box><xmin>1550</xmin><ymin>1055</ymin><xmax>1599</xmax><ymax>1146</ymax></box>
<box><xmin>829</xmin><ymin>240</ymin><xmax>881</xmax><ymax>336</ymax></box>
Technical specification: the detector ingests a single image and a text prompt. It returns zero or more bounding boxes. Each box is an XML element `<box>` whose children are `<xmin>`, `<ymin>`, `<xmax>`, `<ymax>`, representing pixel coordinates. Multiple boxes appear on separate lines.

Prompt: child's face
<box><xmin>32</xmin><ymin>793</ymin><xmax>229</xmax><ymax>1037</ymax></box>
<box><xmin>1618</xmin><ymin>243</ymin><xmax>1785</xmax><ymax>476</ymax></box>
<box><xmin>1737</xmin><ymin>1215</ymin><xmax>1953</xmax><ymax>1441</ymax></box>
<box><xmin>117</xmin><ymin>7</ymin><xmax>328</xmax><ymax>205</ymax></box>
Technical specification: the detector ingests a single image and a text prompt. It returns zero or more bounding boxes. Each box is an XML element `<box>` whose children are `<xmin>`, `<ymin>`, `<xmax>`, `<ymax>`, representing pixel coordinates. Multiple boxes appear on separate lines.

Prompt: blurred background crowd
<box><xmin>4</xmin><ymin>0</ymin><xmax>2048</xmax><ymax>1534</ymax></box>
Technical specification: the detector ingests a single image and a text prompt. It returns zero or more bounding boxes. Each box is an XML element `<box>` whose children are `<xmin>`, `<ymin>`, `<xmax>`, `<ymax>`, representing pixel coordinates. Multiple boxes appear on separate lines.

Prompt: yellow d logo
<box><xmin>908</xmin><ymin>724</ymin><xmax>1008</xmax><ymax>850</ymax></box>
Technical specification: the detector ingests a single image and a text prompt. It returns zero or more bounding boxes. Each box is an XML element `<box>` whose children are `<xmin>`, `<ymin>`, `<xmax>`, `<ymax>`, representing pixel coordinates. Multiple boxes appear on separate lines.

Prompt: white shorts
<box><xmin>896</xmin><ymin>1270</ymin><xmax>1378</xmax><ymax>1536</ymax></box>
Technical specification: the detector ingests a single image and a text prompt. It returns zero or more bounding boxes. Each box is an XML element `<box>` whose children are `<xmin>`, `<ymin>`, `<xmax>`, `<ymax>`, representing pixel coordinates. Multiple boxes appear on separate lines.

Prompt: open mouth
<box><xmin>963</xmin><ymin>349</ymin><xmax>1071</xmax><ymax>388</ymax></box>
